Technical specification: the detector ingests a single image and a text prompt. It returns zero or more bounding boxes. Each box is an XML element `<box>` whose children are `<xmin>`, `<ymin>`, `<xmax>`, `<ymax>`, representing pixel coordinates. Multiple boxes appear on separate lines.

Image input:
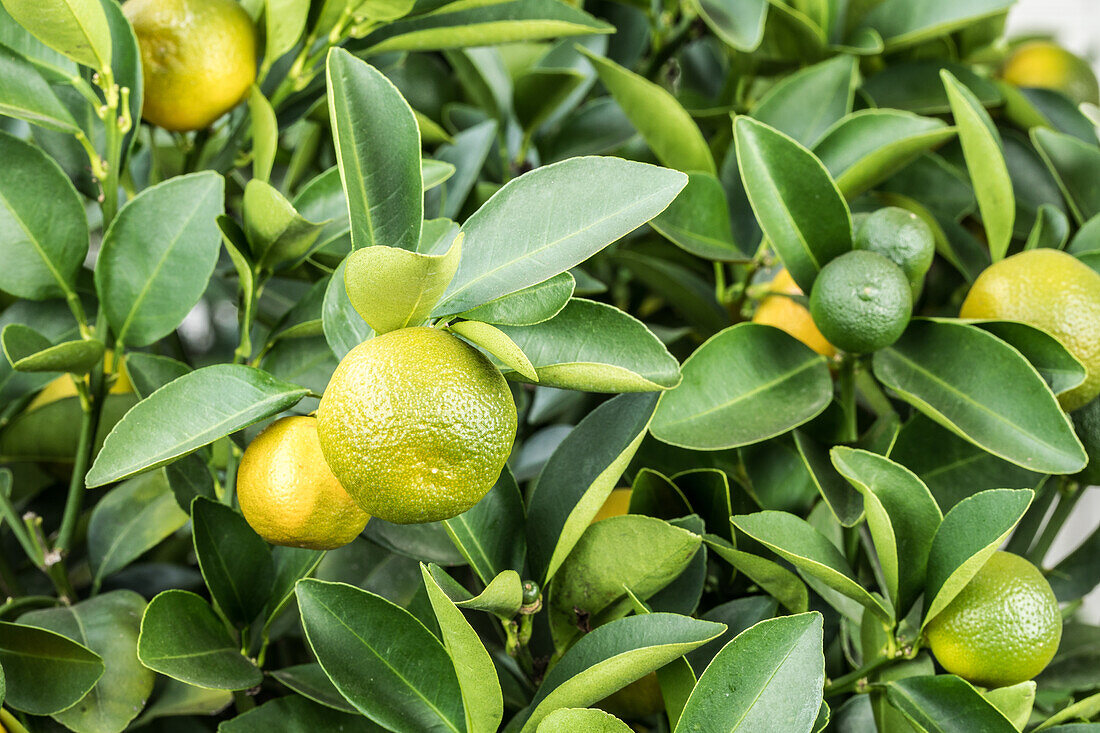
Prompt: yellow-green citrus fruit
<box><xmin>752</xmin><ymin>268</ymin><xmax>837</xmax><ymax>357</ymax></box>
<box><xmin>1002</xmin><ymin>41</ymin><xmax>1100</xmax><ymax>106</ymax></box>
<box><xmin>592</xmin><ymin>487</ymin><xmax>632</xmax><ymax>523</ymax></box>
<box><xmin>597</xmin><ymin>671</ymin><xmax>664</xmax><ymax>719</ymax></box>
<box><xmin>926</xmin><ymin>551</ymin><xmax>1062</xmax><ymax>688</ymax></box>
<box><xmin>854</xmin><ymin>207</ymin><xmax>935</xmax><ymax>296</ymax></box>
<box><xmin>809</xmin><ymin>251</ymin><xmax>912</xmax><ymax>354</ymax></box>
<box><xmin>124</xmin><ymin>0</ymin><xmax>257</xmax><ymax>131</ymax></box>
<box><xmin>316</xmin><ymin>327</ymin><xmax>517</xmax><ymax>524</ymax></box>
<box><xmin>960</xmin><ymin>249</ymin><xmax>1100</xmax><ymax>411</ymax></box>
<box><xmin>237</xmin><ymin>416</ymin><xmax>368</xmax><ymax>550</ymax></box>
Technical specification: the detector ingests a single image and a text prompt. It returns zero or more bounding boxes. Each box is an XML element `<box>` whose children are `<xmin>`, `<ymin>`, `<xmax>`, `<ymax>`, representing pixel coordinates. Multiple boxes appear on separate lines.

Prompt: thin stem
<box><xmin>1029</xmin><ymin>480</ymin><xmax>1082</xmax><ymax>566</ymax></box>
<box><xmin>1</xmin><ymin>708</ymin><xmax>32</xmax><ymax>733</ymax></box>
<box><xmin>55</xmin><ymin>385</ymin><xmax>99</xmax><ymax>554</ymax></box>
<box><xmin>0</xmin><ymin>490</ymin><xmax>39</xmax><ymax>566</ymax></box>
<box><xmin>0</xmin><ymin>595</ymin><xmax>59</xmax><ymax>619</ymax></box>
<box><xmin>824</xmin><ymin>655</ymin><xmax>898</xmax><ymax>697</ymax></box>
<box><xmin>838</xmin><ymin>356</ymin><xmax>858</xmax><ymax>443</ymax></box>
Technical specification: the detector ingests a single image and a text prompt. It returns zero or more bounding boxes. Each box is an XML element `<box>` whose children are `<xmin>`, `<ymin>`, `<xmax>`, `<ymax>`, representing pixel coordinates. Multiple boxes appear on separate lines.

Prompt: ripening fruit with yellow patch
<box><xmin>592</xmin><ymin>487</ymin><xmax>632</xmax><ymax>523</ymax></box>
<box><xmin>1002</xmin><ymin>41</ymin><xmax>1100</xmax><ymax>106</ymax></box>
<box><xmin>237</xmin><ymin>416</ymin><xmax>369</xmax><ymax>550</ymax></box>
<box><xmin>752</xmin><ymin>269</ymin><xmax>837</xmax><ymax>357</ymax></box>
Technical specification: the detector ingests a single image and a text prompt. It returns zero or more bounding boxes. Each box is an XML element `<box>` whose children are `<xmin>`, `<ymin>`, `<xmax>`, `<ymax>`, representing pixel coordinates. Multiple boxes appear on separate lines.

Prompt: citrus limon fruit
<box><xmin>592</xmin><ymin>487</ymin><xmax>632</xmax><ymax>523</ymax></box>
<box><xmin>753</xmin><ymin>268</ymin><xmax>837</xmax><ymax>357</ymax></box>
<box><xmin>926</xmin><ymin>551</ymin><xmax>1062</xmax><ymax>688</ymax></box>
<box><xmin>236</xmin><ymin>416</ymin><xmax>368</xmax><ymax>550</ymax></box>
<box><xmin>960</xmin><ymin>249</ymin><xmax>1100</xmax><ymax>411</ymax></box>
<box><xmin>124</xmin><ymin>0</ymin><xmax>257</xmax><ymax>131</ymax></box>
<box><xmin>1002</xmin><ymin>41</ymin><xmax>1100</xmax><ymax>106</ymax></box>
<box><xmin>316</xmin><ymin>327</ymin><xmax>517</xmax><ymax>524</ymax></box>
<box><xmin>854</xmin><ymin>207</ymin><xmax>935</xmax><ymax>297</ymax></box>
<box><xmin>809</xmin><ymin>251</ymin><xmax>912</xmax><ymax>354</ymax></box>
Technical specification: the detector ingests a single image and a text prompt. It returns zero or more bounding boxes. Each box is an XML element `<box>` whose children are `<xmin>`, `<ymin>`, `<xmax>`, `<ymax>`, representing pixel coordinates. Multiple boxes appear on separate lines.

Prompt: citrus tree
<box><xmin>1</xmin><ymin>0</ymin><xmax>1100</xmax><ymax>731</ymax></box>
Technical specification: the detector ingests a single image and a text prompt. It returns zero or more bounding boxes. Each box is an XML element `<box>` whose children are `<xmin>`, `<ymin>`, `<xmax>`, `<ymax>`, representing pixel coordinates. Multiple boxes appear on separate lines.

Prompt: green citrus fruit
<box><xmin>316</xmin><ymin>327</ymin><xmax>517</xmax><ymax>524</ymax></box>
<box><xmin>809</xmin><ymin>251</ymin><xmax>912</xmax><ymax>354</ymax></box>
<box><xmin>752</xmin><ymin>268</ymin><xmax>837</xmax><ymax>357</ymax></box>
<box><xmin>237</xmin><ymin>416</ymin><xmax>368</xmax><ymax>550</ymax></box>
<box><xmin>960</xmin><ymin>249</ymin><xmax>1100</xmax><ymax>411</ymax></box>
<box><xmin>926</xmin><ymin>551</ymin><xmax>1062</xmax><ymax>688</ymax></box>
<box><xmin>124</xmin><ymin>0</ymin><xmax>257</xmax><ymax>131</ymax></box>
<box><xmin>854</xmin><ymin>206</ymin><xmax>935</xmax><ymax>297</ymax></box>
<box><xmin>1002</xmin><ymin>41</ymin><xmax>1100</xmax><ymax>106</ymax></box>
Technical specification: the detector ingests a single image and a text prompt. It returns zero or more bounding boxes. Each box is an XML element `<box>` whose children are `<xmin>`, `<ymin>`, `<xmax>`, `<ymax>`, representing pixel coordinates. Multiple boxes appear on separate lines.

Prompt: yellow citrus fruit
<box><xmin>960</xmin><ymin>249</ymin><xmax>1100</xmax><ymax>411</ymax></box>
<box><xmin>926</xmin><ymin>551</ymin><xmax>1061</xmax><ymax>688</ymax></box>
<box><xmin>26</xmin><ymin>351</ymin><xmax>133</xmax><ymax>411</ymax></box>
<box><xmin>1002</xmin><ymin>41</ymin><xmax>1100</xmax><ymax>106</ymax></box>
<box><xmin>592</xmin><ymin>487</ymin><xmax>632</xmax><ymax>523</ymax></box>
<box><xmin>809</xmin><ymin>251</ymin><xmax>912</xmax><ymax>354</ymax></box>
<box><xmin>124</xmin><ymin>0</ymin><xmax>257</xmax><ymax>131</ymax></box>
<box><xmin>752</xmin><ymin>269</ymin><xmax>837</xmax><ymax>357</ymax></box>
<box><xmin>597</xmin><ymin>672</ymin><xmax>664</xmax><ymax>719</ymax></box>
<box><xmin>237</xmin><ymin>416</ymin><xmax>368</xmax><ymax>550</ymax></box>
<box><xmin>316</xmin><ymin>327</ymin><xmax>517</xmax><ymax>524</ymax></box>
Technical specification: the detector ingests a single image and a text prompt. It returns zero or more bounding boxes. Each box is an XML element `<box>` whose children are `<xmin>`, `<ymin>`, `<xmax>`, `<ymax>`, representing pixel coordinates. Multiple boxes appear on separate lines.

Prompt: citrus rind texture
<box><xmin>809</xmin><ymin>250</ymin><xmax>912</xmax><ymax>354</ymax></box>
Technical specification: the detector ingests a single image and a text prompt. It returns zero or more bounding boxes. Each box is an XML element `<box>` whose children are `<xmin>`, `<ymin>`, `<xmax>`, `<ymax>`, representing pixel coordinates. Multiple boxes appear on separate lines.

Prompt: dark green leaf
<box><xmin>218</xmin><ymin>695</ymin><xmax>384</xmax><ymax>732</ymax></box>
<box><xmin>753</xmin><ymin>55</ymin><xmax>857</xmax><ymax>147</ymax></box>
<box><xmin>651</xmin><ymin>172</ymin><xmax>746</xmax><ymax>261</ymax></box>
<box><xmin>191</xmin><ymin>497</ymin><xmax>275</xmax><ymax>629</ymax></box>
<box><xmin>0</xmin><ymin>621</ymin><xmax>103</xmax><ymax>715</ymax></box>
<box><xmin>885</xmin><ymin>675</ymin><xmax>1016</xmax><ymax>732</ymax></box>
<box><xmin>1032</xmin><ymin>126</ymin><xmax>1100</xmax><ymax>224</ymax></box>
<box><xmin>860</xmin><ymin>0</ymin><xmax>1015</xmax><ymax>50</ymax></box>
<box><xmin>271</xmin><ymin>664</ymin><xmax>358</xmax><ymax>714</ymax></box>
<box><xmin>443</xmin><ymin>465</ymin><xmax>525</xmax><ymax>584</ymax></box>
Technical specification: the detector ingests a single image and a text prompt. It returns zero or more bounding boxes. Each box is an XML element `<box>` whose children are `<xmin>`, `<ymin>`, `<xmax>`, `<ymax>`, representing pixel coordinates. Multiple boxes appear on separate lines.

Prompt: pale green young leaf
<box><xmin>449</xmin><ymin>319</ymin><xmax>537</xmax><ymax>382</ymax></box>
<box><xmin>249</xmin><ymin>86</ymin><xmax>278</xmax><ymax>183</ymax></box>
<box><xmin>243</xmin><ymin>179</ymin><xmax>328</xmax><ymax>271</ymax></box>
<box><xmin>0</xmin><ymin>0</ymin><xmax>111</xmax><ymax>70</ymax></box>
<box><xmin>263</xmin><ymin>0</ymin><xmax>308</xmax><ymax>70</ymax></box>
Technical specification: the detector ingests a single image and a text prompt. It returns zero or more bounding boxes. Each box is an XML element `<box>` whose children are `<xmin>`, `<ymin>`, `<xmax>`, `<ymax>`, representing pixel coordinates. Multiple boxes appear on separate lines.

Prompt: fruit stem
<box><xmin>1028</xmin><ymin>478</ymin><xmax>1082</xmax><ymax>566</ymax></box>
<box><xmin>839</xmin><ymin>356</ymin><xmax>858</xmax><ymax>442</ymax></box>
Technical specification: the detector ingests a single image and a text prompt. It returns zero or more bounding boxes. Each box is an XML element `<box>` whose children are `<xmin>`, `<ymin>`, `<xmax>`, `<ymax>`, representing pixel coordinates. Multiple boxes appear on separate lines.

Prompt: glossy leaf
<box><xmin>449</xmin><ymin>319</ymin><xmax>537</xmax><ymax>381</ymax></box>
<box><xmin>0</xmin><ymin>46</ymin><xmax>80</xmax><ymax>133</ymax></box>
<box><xmin>972</xmin><ymin>320</ymin><xmax>1087</xmax><ymax>397</ymax></box>
<box><xmin>458</xmin><ymin>272</ymin><xmax>574</xmax><ymax>326</ymax></box>
<box><xmin>137</xmin><ymin>591</ymin><xmax>263</xmax><ymax>690</ymax></box>
<box><xmin>191</xmin><ymin>497</ymin><xmax>275</xmax><ymax>628</ymax></box>
<box><xmin>735</xmin><ymin>116</ymin><xmax>852</xmax><ymax>292</ymax></box>
<box><xmin>220</xmin><ymin>695</ymin><xmax>383</xmax><ymax>732</ymax></box>
<box><xmin>322</xmin><ymin>257</ymin><xmax>374</xmax><ymax>359</ymax></box>
<box><xmin>922</xmin><ymin>488</ymin><xmax>1032</xmax><ymax>626</ymax></box>
<box><xmin>885</xmin><ymin>675</ymin><xmax>1016</xmax><ymax>732</ymax></box>
<box><xmin>862</xmin><ymin>61</ymin><xmax>1001</xmax><ymax>115</ymax></box>
<box><xmin>262</xmin><ymin>0</ymin><xmax>308</xmax><ymax>69</ymax></box>
<box><xmin>1032</xmin><ymin>126</ymin><xmax>1100</xmax><ymax>224</ymax></box>
<box><xmin>651</xmin><ymin>323</ymin><xmax>832</xmax><ymax>451</ymax></box>
<box><xmin>579</xmin><ymin>49</ymin><xmax>714</xmax><ymax>174</ymax></box>
<box><xmin>872</xmin><ymin>320</ymin><xmax>1086</xmax><ymax>475</ymax></box>
<box><xmin>429</xmin><ymin>120</ymin><xmax>498</xmax><ymax>221</ymax></box>
<box><xmin>0</xmin><ymin>0</ymin><xmax>111</xmax><ymax>70</ymax></box>
<box><xmin>429</xmin><ymin>566</ymin><xmax>523</xmax><ymax>620</ymax></box>
<box><xmin>651</xmin><ymin>172</ymin><xmax>746</xmax><ymax>261</ymax></box>
<box><xmin>1024</xmin><ymin>204</ymin><xmax>1070</xmax><ymax>251</ymax></box>
<box><xmin>676</xmin><ymin>613</ymin><xmax>824</xmax><ymax>733</ymax></box>
<box><xmin>793</xmin><ymin>431</ymin><xmax>864</xmax><ymax>528</ymax></box>
<box><xmin>271</xmin><ymin>665</ymin><xmax>357</xmax><ymax>714</ymax></box>
<box><xmin>443</xmin><ymin>466</ymin><xmax>525</xmax><ymax>584</ymax></box>
<box><xmin>0</xmin><ymin>130</ymin><xmax>88</xmax><ymax>301</ymax></box>
<box><xmin>830</xmin><ymin>447</ymin><xmax>942</xmax><ymax>615</ymax></box>
<box><xmin>705</xmin><ymin>535</ymin><xmax>810</xmax><ymax>614</ymax></box>
<box><xmin>860</xmin><ymin>0</ymin><xmax>1015</xmax><ymax>50</ymax></box>
<box><xmin>96</xmin><ymin>172</ymin><xmax>224</xmax><ymax>348</ymax></box>
<box><xmin>496</xmin><ymin>299</ymin><xmax>680</xmax><ymax>392</ymax></box>
<box><xmin>86</xmin><ymin>365</ymin><xmax>310</xmax><ymax>487</ymax></box>
<box><xmin>753</xmin><ymin>55</ymin><xmax>857</xmax><ymax>147</ymax></box>
<box><xmin>538</xmin><ymin>708</ymin><xmax>632</xmax><ymax>732</ymax></box>
<box><xmin>527</xmin><ymin>392</ymin><xmax>659</xmax><ymax>582</ymax></box>
<box><xmin>941</xmin><ymin>70</ymin><xmax>1014</xmax><ymax>261</ymax></box>
<box><xmin>295</xmin><ymin>579</ymin><xmax>465</xmax><ymax>732</ymax></box>
<box><xmin>249</xmin><ymin>86</ymin><xmax>277</xmax><ymax>183</ymax></box>
<box><xmin>242</xmin><ymin>179</ymin><xmax>327</xmax><ymax>271</ymax></box>
<box><xmin>20</xmin><ymin>591</ymin><xmax>153</xmax><ymax>733</ymax></box>
<box><xmin>327</xmin><ymin>49</ymin><xmax>422</xmax><ymax>251</ymax></box>
<box><xmin>1</xmin><ymin>323</ymin><xmax>101</xmax><ymax>374</ymax></box>
<box><xmin>690</xmin><ymin>0</ymin><xmax>767</xmax><ymax>52</ymax></box>
<box><xmin>0</xmin><ymin>621</ymin><xmax>103</xmax><ymax>715</ymax></box>
<box><xmin>435</xmin><ymin>157</ymin><xmax>686</xmax><ymax>315</ymax></box>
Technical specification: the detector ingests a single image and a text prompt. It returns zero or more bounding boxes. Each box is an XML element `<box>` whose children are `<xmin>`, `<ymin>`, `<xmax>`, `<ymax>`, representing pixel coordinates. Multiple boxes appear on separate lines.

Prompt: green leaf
<box><xmin>352</xmin><ymin>0</ymin><xmax>612</xmax><ymax>55</ymax></box>
<box><xmin>922</xmin><ymin>488</ymin><xmax>1032</xmax><ymax>627</ymax></box>
<box><xmin>88</xmin><ymin>469</ymin><xmax>188</xmax><ymax>588</ymax></box>
<box><xmin>538</xmin><ymin>708</ymin><xmax>633</xmax><ymax>732</ymax></box>
<box><xmin>96</xmin><ymin>172</ymin><xmax>224</xmax><ymax>349</ymax></box>
<box><xmin>0</xmin><ymin>45</ymin><xmax>80</xmax><ymax>132</ymax></box>
<box><xmin>734</xmin><ymin>116</ymin><xmax>852</xmax><ymax>292</ymax></box>
<box><xmin>753</xmin><ymin>55</ymin><xmax>857</xmax><ymax>147</ymax></box>
<box><xmin>86</xmin><ymin>364</ymin><xmax>309</xmax><ymax>487</ymax></box>
<box><xmin>249</xmin><ymin>86</ymin><xmax>277</xmax><ymax>183</ymax></box>
<box><xmin>129</xmin><ymin>679</ymin><xmax>231</xmax><ymax>727</ymax></box>
<box><xmin>983</xmin><ymin>681</ymin><xmax>1035</xmax><ymax>731</ymax></box>
<box><xmin>345</xmin><ymin>237</ymin><xmax>462</xmax><ymax>334</ymax></box>
<box><xmin>323</xmin><ymin>257</ymin><xmax>374</xmax><ymax>360</ymax></box>
<box><xmin>496</xmin><ymin>299</ymin><xmax>680</xmax><ymax>392</ymax></box>
<box><xmin>124</xmin><ymin>352</ymin><xmax>190</xmax><ymax>399</ymax></box>
<box><xmin>242</xmin><ymin>179</ymin><xmax>327</xmax><ymax>271</ymax></box>
<box><xmin>860</xmin><ymin>0</ymin><xmax>1015</xmax><ymax>50</ymax></box>
<box><xmin>578</xmin><ymin>48</ymin><xmax>714</xmax><ymax>174</ymax></box>
<box><xmin>1034</xmin><ymin>692</ymin><xmax>1100</xmax><ymax>731</ymax></box>
<box><xmin>434</xmin><ymin>157</ymin><xmax>687</xmax><ymax>315</ymax></box>
<box><xmin>651</xmin><ymin>172</ymin><xmax>746</xmax><ymax>261</ymax></box>
<box><xmin>651</xmin><ymin>323</ymin><xmax>833</xmax><ymax>451</ymax></box>
<box><xmin>271</xmin><ymin>664</ymin><xmax>357</xmax><ymax>714</ymax></box>
<box><xmin>1</xmin><ymin>323</ymin><xmax>102</xmax><ymax>374</ymax></box>
<box><xmin>1032</xmin><ymin>126</ymin><xmax>1100</xmax><ymax>225</ymax></box>
<box><xmin>793</xmin><ymin>431</ymin><xmax>863</xmax><ymax>528</ymax></box>
<box><xmin>0</xmin><ymin>621</ymin><xmax>103</xmax><ymax>715</ymax></box>
<box><xmin>689</xmin><ymin>0</ymin><xmax>766</xmax><ymax>52</ymax></box>
<box><xmin>0</xmin><ymin>0</ymin><xmax>111</xmax><ymax>70</ymax></box>
<box><xmin>514</xmin><ymin>68</ymin><xmax>585</xmax><ymax>134</ymax></box>
<box><xmin>1024</xmin><ymin>204</ymin><xmax>1070</xmax><ymax>251</ymax></box>
<box><xmin>429</xmin><ymin>119</ymin><xmax>498</xmax><ymax>221</ymax></box>
<box><xmin>941</xmin><ymin>70</ymin><xmax>1014</xmax><ymax>261</ymax></box>
<box><xmin>261</xmin><ymin>546</ymin><xmax>325</xmax><ymax>633</ymax></box>
<box><xmin>706</xmin><ymin>535</ymin><xmax>810</xmax><ymax>614</ymax></box>
<box><xmin>885</xmin><ymin>675</ymin><xmax>1017</xmax><ymax>732</ymax></box>
<box><xmin>422</xmin><ymin>158</ymin><xmax>456</xmax><ymax>190</ymax></box>
<box><xmin>971</xmin><ymin>320</ymin><xmax>1087</xmax><ymax>397</ymax></box>
<box><xmin>420</xmin><ymin>565</ymin><xmax>503</xmax><ymax>733</ymax></box>
<box><xmin>731</xmin><ymin>511</ymin><xmax>893</xmax><ymax>623</ymax></box>
<box><xmin>813</xmin><ymin>110</ymin><xmax>955</xmax><ymax>198</ymax></box>
<box><xmin>20</xmin><ymin>591</ymin><xmax>153</xmax><ymax>733</ymax></box>
<box><xmin>219</xmin><ymin>695</ymin><xmax>383</xmax><ymax>732</ymax></box>
<box><xmin>862</xmin><ymin>61</ymin><xmax>1001</xmax><ymax>116</ymax></box>
<box><xmin>830</xmin><ymin>447</ymin><xmax>942</xmax><ymax>616</ymax></box>
<box><xmin>526</xmin><ymin>392</ymin><xmax>659</xmax><ymax>582</ymax></box>
<box><xmin>443</xmin><ymin>466</ymin><xmax>525</xmax><ymax>584</ymax></box>
<box><xmin>262</xmin><ymin>0</ymin><xmax>308</xmax><ymax>69</ymax></box>
<box><xmin>449</xmin><ymin>319</ymin><xmax>537</xmax><ymax>381</ymax></box>
<box><xmin>0</xmin><ymin>130</ymin><xmax>87</xmax><ymax>300</ymax></box>
<box><xmin>295</xmin><ymin>579</ymin><xmax>465</xmax><ymax>733</ymax></box>
<box><xmin>676</xmin><ymin>613</ymin><xmax>824</xmax><ymax>733</ymax></box>
<box><xmin>428</xmin><ymin>565</ymin><xmax>524</xmax><ymax>619</ymax></box>
<box><xmin>871</xmin><ymin>320</ymin><xmax>1086</xmax><ymax>475</ymax></box>
<box><xmin>137</xmin><ymin>590</ymin><xmax>263</xmax><ymax>690</ymax></box>
<box><xmin>326</xmin><ymin>49</ymin><xmax>422</xmax><ymax>251</ymax></box>
<box><xmin>549</xmin><ymin>515</ymin><xmax>701</xmax><ymax>648</ymax></box>
<box><xmin>458</xmin><ymin>272</ymin><xmax>574</xmax><ymax>326</ymax></box>
<box><xmin>0</xmin><ymin>3</ymin><xmax>76</xmax><ymax>77</ymax></box>
<box><xmin>516</xmin><ymin>614</ymin><xmax>726</xmax><ymax>732</ymax></box>
<box><xmin>191</xmin><ymin>497</ymin><xmax>275</xmax><ymax>629</ymax></box>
